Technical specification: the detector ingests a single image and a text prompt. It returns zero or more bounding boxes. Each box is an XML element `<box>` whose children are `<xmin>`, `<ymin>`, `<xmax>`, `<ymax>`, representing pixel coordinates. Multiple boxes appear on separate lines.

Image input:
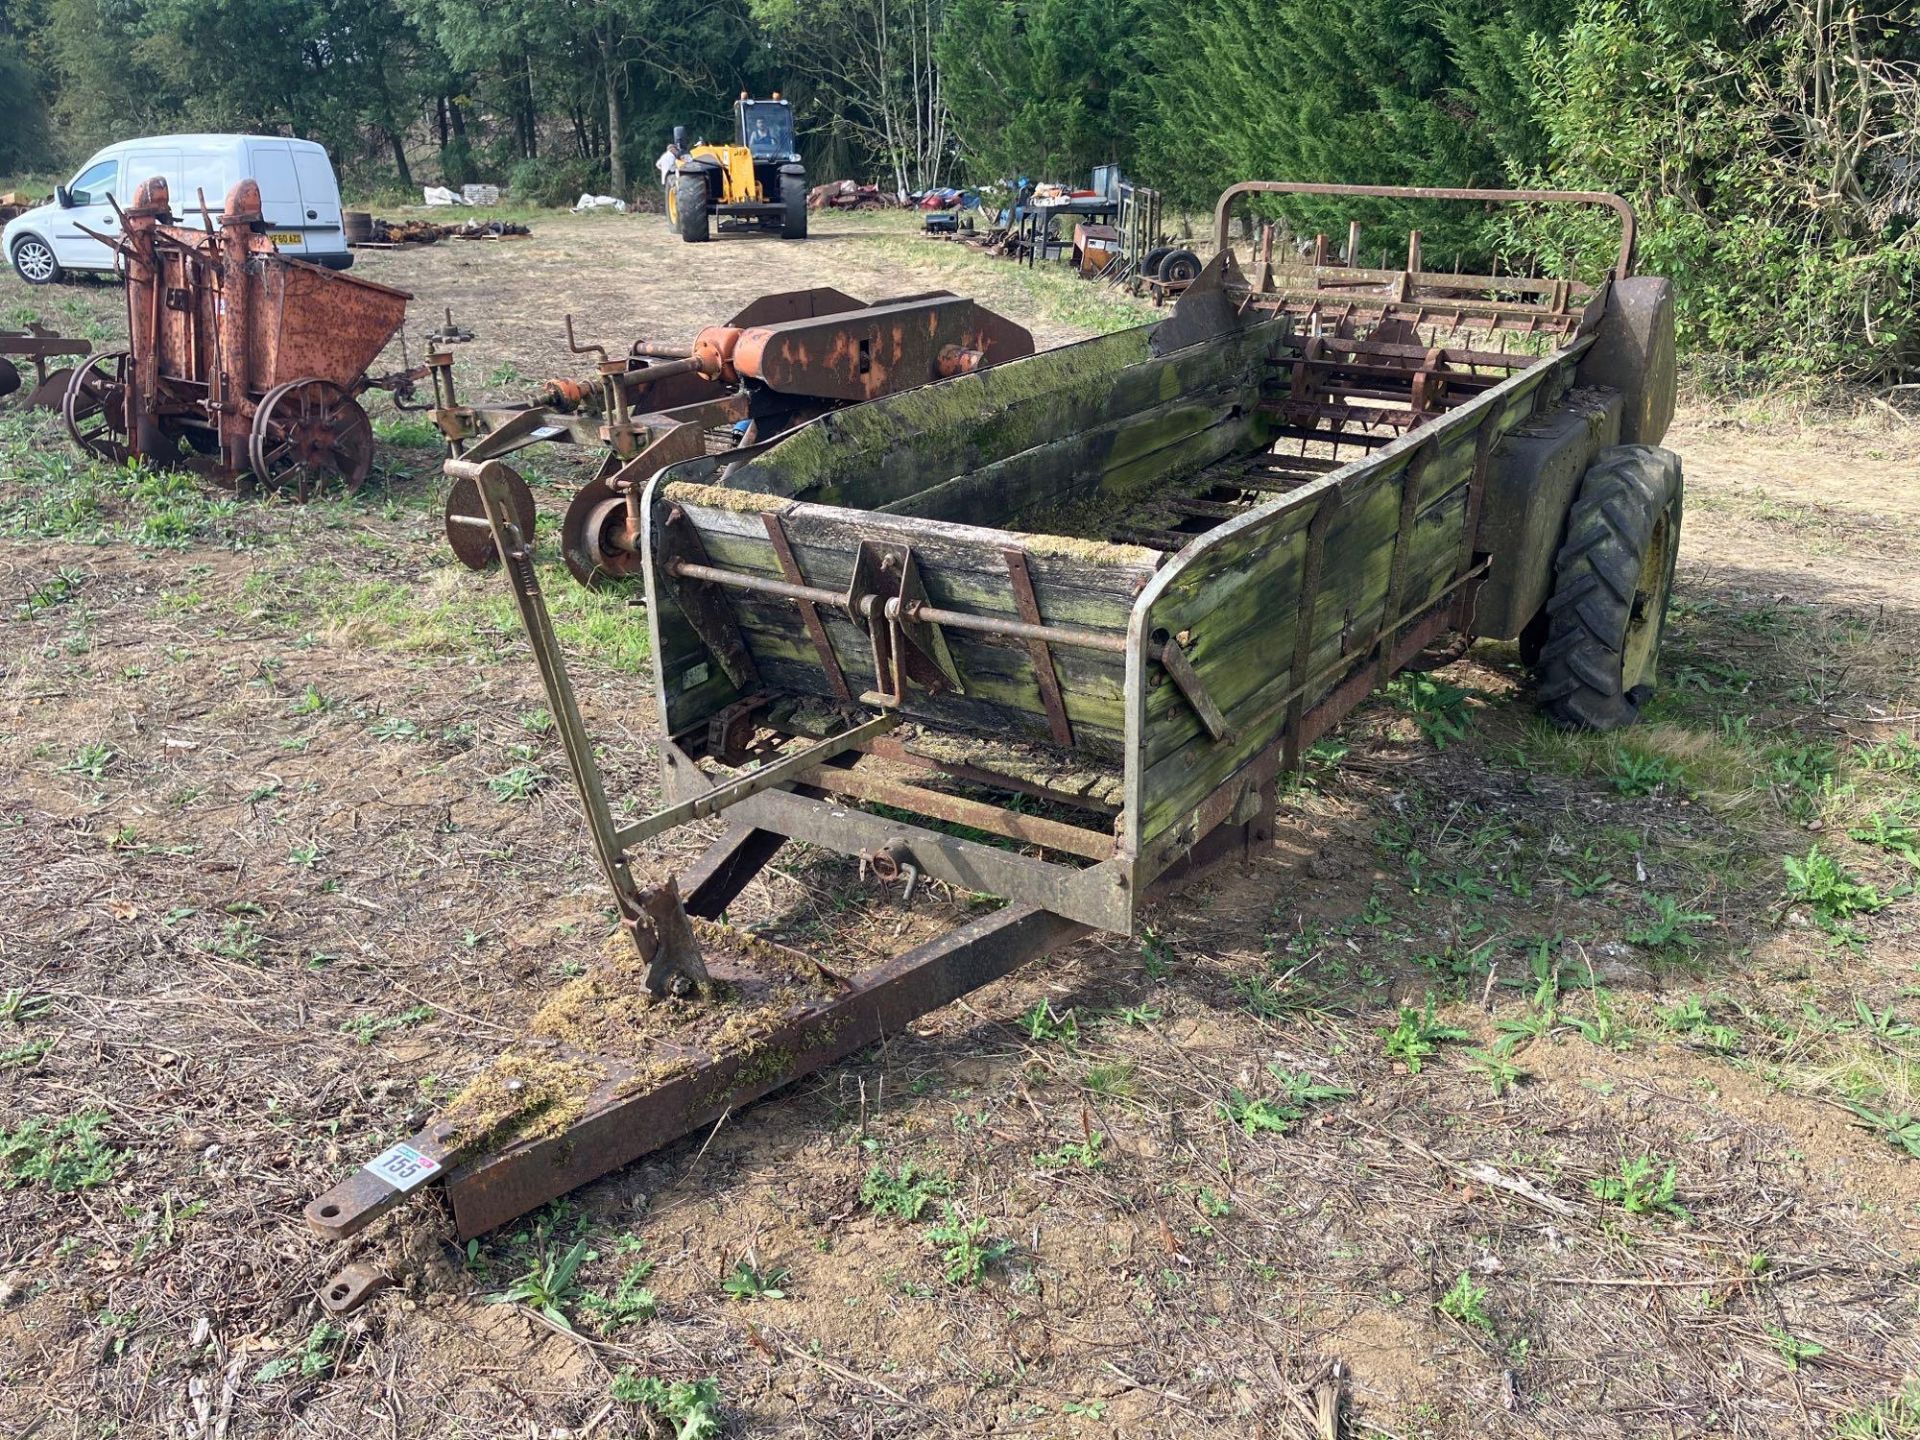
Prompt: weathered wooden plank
<box><xmin>665</xmin><ymin>492</ymin><xmax>1157</xmax><ymax>632</ymax></box>
<box><xmin>651</xmin><ymin>595</ymin><xmax>745</xmax><ymax>737</ymax></box>
<box><xmin>884</xmin><ymin>390</ymin><xmax>1254</xmax><ymax>527</ymax></box>
<box><xmin>1094</xmin><ymin>415</ymin><xmax>1258</xmax><ymax>513</ymax></box>
<box><xmin>725</xmin><ymin>322</ymin><xmax>1286</xmax><ymax>514</ymax></box>
<box><xmin>751</xmin><ymin>653</ymin><xmax>1128</xmax><ymax>751</ymax></box>
<box><xmin>1134</xmin><ymin>486</ymin><xmax>1469</xmax><ymax>829</ymax></box>
<box><xmin>720</xmin><ymin>591</ymin><xmax>1130</xmax><ymax>733</ymax></box>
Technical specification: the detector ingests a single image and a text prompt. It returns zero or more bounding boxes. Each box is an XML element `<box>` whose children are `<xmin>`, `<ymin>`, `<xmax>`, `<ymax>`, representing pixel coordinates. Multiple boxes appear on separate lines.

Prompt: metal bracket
<box><xmin>1003</xmin><ymin>548</ymin><xmax>1073</xmax><ymax>747</ymax></box>
<box><xmin>847</xmin><ymin>540</ymin><xmax>960</xmax><ymax>705</ymax></box>
<box><xmin>847</xmin><ymin>541</ymin><xmax>904</xmax><ymax>706</ymax></box>
<box><xmin>1159</xmin><ymin>636</ymin><xmax>1233</xmax><ymax>743</ymax></box>
<box><xmin>319</xmin><ymin>1261</ymin><xmax>393</xmax><ymax>1316</ymax></box>
<box><xmin>764</xmin><ymin>511</ymin><xmax>853</xmax><ymax>701</ymax></box>
<box><xmin>893</xmin><ymin>547</ymin><xmax>963</xmax><ymax>695</ymax></box>
<box><xmin>659</xmin><ymin>505</ymin><xmax>760</xmax><ymax>691</ymax></box>
<box><xmin>630</xmin><ymin>875</ymin><xmax>710</xmax><ymax>997</ymax></box>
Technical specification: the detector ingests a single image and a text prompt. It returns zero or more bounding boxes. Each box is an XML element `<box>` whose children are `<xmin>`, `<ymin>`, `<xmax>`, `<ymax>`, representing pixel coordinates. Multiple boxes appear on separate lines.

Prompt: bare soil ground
<box><xmin>3</xmin><ymin>212</ymin><xmax>1919</xmax><ymax>1440</ymax></box>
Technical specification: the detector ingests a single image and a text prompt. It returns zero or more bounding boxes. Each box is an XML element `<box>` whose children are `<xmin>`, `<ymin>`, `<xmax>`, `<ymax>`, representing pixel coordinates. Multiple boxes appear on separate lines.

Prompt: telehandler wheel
<box><xmin>675</xmin><ymin>172</ymin><xmax>710</xmax><ymax>242</ymax></box>
<box><xmin>780</xmin><ymin>174</ymin><xmax>808</xmax><ymax>239</ymax></box>
<box><xmin>1536</xmin><ymin>444</ymin><xmax>1684</xmax><ymax>732</ymax></box>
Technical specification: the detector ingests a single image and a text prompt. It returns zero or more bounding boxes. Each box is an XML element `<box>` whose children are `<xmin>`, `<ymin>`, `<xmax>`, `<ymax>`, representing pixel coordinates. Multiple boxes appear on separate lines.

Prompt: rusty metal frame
<box><xmin>611</xmin><ymin>713</ymin><xmax>899</xmax><ymax>848</ymax></box>
<box><xmin>1212</xmin><ymin>182</ymin><xmax>1638</xmax><ymax>281</ymax></box>
<box><xmin>808</xmin><ymin>759</ymin><xmax>1116</xmax><ymax>861</ymax></box>
<box><xmin>657</xmin><ymin>736</ymin><xmax>1133</xmax><ymax>932</ymax></box>
<box><xmin>305</xmin><ymin>898</ymin><xmax>1087</xmax><ymax>1244</ymax></box>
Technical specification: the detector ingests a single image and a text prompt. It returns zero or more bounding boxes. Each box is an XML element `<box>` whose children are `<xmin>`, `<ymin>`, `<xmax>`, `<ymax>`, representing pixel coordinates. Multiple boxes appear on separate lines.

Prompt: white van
<box><xmin>4</xmin><ymin>134</ymin><xmax>352</xmax><ymax>284</ymax></box>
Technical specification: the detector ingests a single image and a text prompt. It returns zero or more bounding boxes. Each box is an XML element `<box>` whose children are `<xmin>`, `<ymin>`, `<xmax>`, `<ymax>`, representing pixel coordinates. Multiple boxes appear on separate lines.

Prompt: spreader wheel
<box><xmin>249</xmin><ymin>378</ymin><xmax>374</xmax><ymax>501</ymax></box>
<box><xmin>1536</xmin><ymin>444</ymin><xmax>1684</xmax><ymax>731</ymax></box>
<box><xmin>63</xmin><ymin>350</ymin><xmax>132</xmax><ymax>463</ymax></box>
<box><xmin>445</xmin><ymin>463</ymin><xmax>538</xmax><ymax>570</ymax></box>
<box><xmin>560</xmin><ymin>472</ymin><xmax>643</xmax><ymax>587</ymax></box>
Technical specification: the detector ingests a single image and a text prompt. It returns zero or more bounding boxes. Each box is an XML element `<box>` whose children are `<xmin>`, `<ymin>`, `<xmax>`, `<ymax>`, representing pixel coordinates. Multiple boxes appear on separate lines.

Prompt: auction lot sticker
<box><xmin>363</xmin><ymin>1142</ymin><xmax>441</xmax><ymax>1192</ymax></box>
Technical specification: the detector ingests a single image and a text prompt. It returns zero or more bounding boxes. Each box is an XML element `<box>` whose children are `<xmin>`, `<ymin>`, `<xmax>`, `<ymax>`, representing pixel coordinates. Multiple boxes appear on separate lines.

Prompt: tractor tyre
<box><xmin>780</xmin><ymin>173</ymin><xmax>808</xmax><ymax>239</ymax></box>
<box><xmin>1535</xmin><ymin>444</ymin><xmax>1684</xmax><ymax>732</ymax></box>
<box><xmin>675</xmin><ymin>172</ymin><xmax>710</xmax><ymax>243</ymax></box>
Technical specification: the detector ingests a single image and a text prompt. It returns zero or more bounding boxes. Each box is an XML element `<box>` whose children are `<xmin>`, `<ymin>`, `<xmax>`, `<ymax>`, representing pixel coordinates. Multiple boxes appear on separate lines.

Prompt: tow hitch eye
<box><xmin>862</xmin><ymin>842</ymin><xmax>920</xmax><ymax>905</ymax></box>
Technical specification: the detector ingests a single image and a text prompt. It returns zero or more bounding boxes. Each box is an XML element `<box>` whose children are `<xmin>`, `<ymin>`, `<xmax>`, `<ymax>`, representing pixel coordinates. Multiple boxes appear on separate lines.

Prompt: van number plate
<box><xmin>268</xmin><ymin>232</ymin><xmax>300</xmax><ymax>247</ymax></box>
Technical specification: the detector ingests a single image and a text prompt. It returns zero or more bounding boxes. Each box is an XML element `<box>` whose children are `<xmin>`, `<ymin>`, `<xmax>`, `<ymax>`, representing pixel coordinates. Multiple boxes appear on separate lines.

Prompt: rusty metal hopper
<box><xmin>244</xmin><ymin>259</ymin><xmax>411</xmax><ymax>394</ymax></box>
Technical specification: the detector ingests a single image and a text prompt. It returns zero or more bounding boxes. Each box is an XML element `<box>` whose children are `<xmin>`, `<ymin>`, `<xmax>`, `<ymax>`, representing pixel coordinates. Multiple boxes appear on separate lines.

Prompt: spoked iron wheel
<box><xmin>62</xmin><ymin>351</ymin><xmax>133</xmax><ymax>463</ymax></box>
<box><xmin>248</xmin><ymin>377</ymin><xmax>375</xmax><ymax>501</ymax></box>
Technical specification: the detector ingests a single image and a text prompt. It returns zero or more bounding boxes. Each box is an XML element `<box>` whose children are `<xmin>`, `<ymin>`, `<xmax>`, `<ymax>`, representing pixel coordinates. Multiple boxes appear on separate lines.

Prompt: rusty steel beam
<box><xmin>810</xmin><ymin>761</ymin><xmax>1116</xmax><ymax>860</ymax></box>
<box><xmin>304</xmin><ymin>895</ymin><xmax>1088</xmax><ymax>1253</ymax></box>
<box><xmin>860</xmin><ymin>737</ymin><xmax>1121</xmax><ymax>816</ymax></box>
<box><xmin>609</xmin><ymin>712</ymin><xmax>900</xmax><ymax>849</ymax></box>
<box><xmin>680</xmin><ymin>825</ymin><xmax>790</xmax><ymax>917</ymax></box>
<box><xmin>440</xmin><ymin>903</ymin><xmax>1089</xmax><ymax>1239</ymax></box>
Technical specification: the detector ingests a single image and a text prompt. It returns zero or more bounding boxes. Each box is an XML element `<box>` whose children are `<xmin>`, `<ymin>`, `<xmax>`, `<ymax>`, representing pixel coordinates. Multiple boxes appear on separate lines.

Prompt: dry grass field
<box><xmin>3</xmin><ymin>210</ymin><xmax>1919</xmax><ymax>1439</ymax></box>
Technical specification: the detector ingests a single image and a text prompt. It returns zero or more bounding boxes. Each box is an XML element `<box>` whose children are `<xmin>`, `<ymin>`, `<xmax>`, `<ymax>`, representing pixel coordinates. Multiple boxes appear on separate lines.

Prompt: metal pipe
<box><xmin>889</xmin><ymin>599</ymin><xmax>1129</xmax><ymax>654</ymax></box>
<box><xmin>667</xmin><ymin>559</ymin><xmax>1132</xmax><ymax>655</ymax></box>
<box><xmin>670</xmin><ymin>558</ymin><xmax>837</xmax><ymax>606</ymax></box>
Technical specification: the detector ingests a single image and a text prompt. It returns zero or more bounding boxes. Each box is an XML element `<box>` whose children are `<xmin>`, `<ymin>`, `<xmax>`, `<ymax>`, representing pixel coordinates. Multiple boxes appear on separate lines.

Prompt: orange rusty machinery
<box><xmin>62</xmin><ymin>176</ymin><xmax>426</xmax><ymax>498</ymax></box>
<box><xmin>433</xmin><ymin>287</ymin><xmax>1032</xmax><ymax>585</ymax></box>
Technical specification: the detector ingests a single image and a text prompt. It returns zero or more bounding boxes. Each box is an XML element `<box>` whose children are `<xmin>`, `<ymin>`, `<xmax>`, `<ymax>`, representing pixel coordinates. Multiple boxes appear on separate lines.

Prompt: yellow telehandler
<box><xmin>664</xmin><ymin>93</ymin><xmax>807</xmax><ymax>242</ymax></box>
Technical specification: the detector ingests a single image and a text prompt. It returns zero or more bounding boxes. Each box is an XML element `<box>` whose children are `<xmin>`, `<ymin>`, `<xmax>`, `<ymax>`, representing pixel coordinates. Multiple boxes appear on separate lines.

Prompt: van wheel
<box><xmin>676</xmin><ymin>173</ymin><xmax>710</xmax><ymax>242</ymax></box>
<box><xmin>12</xmin><ymin>237</ymin><xmax>61</xmax><ymax>285</ymax></box>
<box><xmin>1536</xmin><ymin>445</ymin><xmax>1684</xmax><ymax>731</ymax></box>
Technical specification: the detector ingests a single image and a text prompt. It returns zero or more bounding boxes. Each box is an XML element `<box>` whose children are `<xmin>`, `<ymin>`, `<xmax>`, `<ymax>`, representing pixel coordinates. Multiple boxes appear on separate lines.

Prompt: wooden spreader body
<box><xmin>305</xmin><ymin>184</ymin><xmax>1679</xmax><ymax>1281</ymax></box>
<box><xmin>639</xmin><ymin>184</ymin><xmax>1672</xmax><ymax>932</ymax></box>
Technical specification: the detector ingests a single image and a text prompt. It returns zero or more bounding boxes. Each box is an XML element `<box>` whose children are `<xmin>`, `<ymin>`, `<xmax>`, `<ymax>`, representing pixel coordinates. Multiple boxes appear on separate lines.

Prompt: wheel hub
<box><xmin>1620</xmin><ymin>511</ymin><xmax>1673</xmax><ymax>692</ymax></box>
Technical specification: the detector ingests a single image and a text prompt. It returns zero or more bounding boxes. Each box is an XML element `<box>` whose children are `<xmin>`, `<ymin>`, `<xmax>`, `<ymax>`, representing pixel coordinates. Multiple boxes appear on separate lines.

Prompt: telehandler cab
<box><xmin>665</xmin><ymin>93</ymin><xmax>807</xmax><ymax>242</ymax></box>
